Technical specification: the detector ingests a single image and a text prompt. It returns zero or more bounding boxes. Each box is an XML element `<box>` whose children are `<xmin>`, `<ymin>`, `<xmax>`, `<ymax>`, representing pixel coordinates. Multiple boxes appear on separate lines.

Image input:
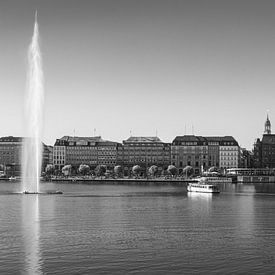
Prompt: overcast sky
<box><xmin>0</xmin><ymin>0</ymin><xmax>274</xmax><ymax>149</ymax></box>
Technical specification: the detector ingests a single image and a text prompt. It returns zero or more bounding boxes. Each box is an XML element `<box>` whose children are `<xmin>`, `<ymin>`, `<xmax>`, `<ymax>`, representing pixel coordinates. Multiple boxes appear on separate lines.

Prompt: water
<box><xmin>0</xmin><ymin>182</ymin><xmax>275</xmax><ymax>274</ymax></box>
<box><xmin>22</xmin><ymin>12</ymin><xmax>44</xmax><ymax>193</ymax></box>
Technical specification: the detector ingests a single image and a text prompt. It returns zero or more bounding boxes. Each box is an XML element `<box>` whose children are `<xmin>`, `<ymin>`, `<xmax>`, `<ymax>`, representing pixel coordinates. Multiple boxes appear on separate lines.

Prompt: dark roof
<box><xmin>262</xmin><ymin>134</ymin><xmax>275</xmax><ymax>144</ymax></box>
<box><xmin>172</xmin><ymin>135</ymin><xmax>239</xmax><ymax>146</ymax></box>
<box><xmin>97</xmin><ymin>141</ymin><xmax>120</xmax><ymax>146</ymax></box>
<box><xmin>0</xmin><ymin>136</ymin><xmax>23</xmax><ymax>142</ymax></box>
<box><xmin>173</xmin><ymin>135</ymin><xmax>200</xmax><ymax>142</ymax></box>
<box><xmin>54</xmin><ymin>136</ymin><xmax>120</xmax><ymax>146</ymax></box>
<box><xmin>172</xmin><ymin>135</ymin><xmax>206</xmax><ymax>145</ymax></box>
<box><xmin>123</xmin><ymin>136</ymin><xmax>163</xmax><ymax>143</ymax></box>
<box><xmin>60</xmin><ymin>136</ymin><xmax>103</xmax><ymax>142</ymax></box>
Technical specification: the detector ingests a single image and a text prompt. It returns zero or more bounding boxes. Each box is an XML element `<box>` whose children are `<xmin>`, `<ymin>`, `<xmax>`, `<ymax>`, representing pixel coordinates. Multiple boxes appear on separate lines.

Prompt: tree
<box><xmin>78</xmin><ymin>164</ymin><xmax>90</xmax><ymax>175</ymax></box>
<box><xmin>148</xmin><ymin>165</ymin><xmax>158</xmax><ymax>177</ymax></box>
<box><xmin>114</xmin><ymin>165</ymin><xmax>123</xmax><ymax>178</ymax></box>
<box><xmin>132</xmin><ymin>165</ymin><xmax>141</xmax><ymax>177</ymax></box>
<box><xmin>95</xmin><ymin>165</ymin><xmax>107</xmax><ymax>177</ymax></box>
<box><xmin>167</xmin><ymin>165</ymin><xmax>177</xmax><ymax>176</ymax></box>
<box><xmin>182</xmin><ymin>166</ymin><xmax>194</xmax><ymax>177</ymax></box>
<box><xmin>62</xmin><ymin>165</ymin><xmax>72</xmax><ymax>176</ymax></box>
<box><xmin>45</xmin><ymin>164</ymin><xmax>55</xmax><ymax>175</ymax></box>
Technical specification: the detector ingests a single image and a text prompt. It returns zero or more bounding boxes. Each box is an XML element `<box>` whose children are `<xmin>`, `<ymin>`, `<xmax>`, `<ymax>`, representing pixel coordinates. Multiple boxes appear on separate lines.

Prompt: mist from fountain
<box><xmin>22</xmin><ymin>12</ymin><xmax>44</xmax><ymax>193</ymax></box>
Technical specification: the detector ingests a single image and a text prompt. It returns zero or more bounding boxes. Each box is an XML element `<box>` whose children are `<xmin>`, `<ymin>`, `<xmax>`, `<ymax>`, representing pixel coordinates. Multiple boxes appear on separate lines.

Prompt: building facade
<box><xmin>171</xmin><ymin>135</ymin><xmax>239</xmax><ymax>175</ymax></box>
<box><xmin>254</xmin><ymin>115</ymin><xmax>275</xmax><ymax>168</ymax></box>
<box><xmin>117</xmin><ymin>136</ymin><xmax>171</xmax><ymax>175</ymax></box>
<box><xmin>53</xmin><ymin>136</ymin><xmax>121</xmax><ymax>171</ymax></box>
<box><xmin>0</xmin><ymin>136</ymin><xmax>51</xmax><ymax>176</ymax></box>
<box><xmin>0</xmin><ymin>136</ymin><xmax>22</xmax><ymax>176</ymax></box>
<box><xmin>239</xmin><ymin>148</ymin><xmax>253</xmax><ymax>168</ymax></box>
<box><xmin>219</xmin><ymin>137</ymin><xmax>239</xmax><ymax>169</ymax></box>
<box><xmin>171</xmin><ymin>136</ymin><xmax>208</xmax><ymax>175</ymax></box>
<box><xmin>97</xmin><ymin>141</ymin><xmax>118</xmax><ymax>168</ymax></box>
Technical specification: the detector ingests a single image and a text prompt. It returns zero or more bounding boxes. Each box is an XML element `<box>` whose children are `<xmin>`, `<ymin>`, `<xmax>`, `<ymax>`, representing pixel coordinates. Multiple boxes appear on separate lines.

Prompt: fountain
<box><xmin>22</xmin><ymin>12</ymin><xmax>44</xmax><ymax>194</ymax></box>
<box><xmin>21</xmin><ymin>13</ymin><xmax>62</xmax><ymax>195</ymax></box>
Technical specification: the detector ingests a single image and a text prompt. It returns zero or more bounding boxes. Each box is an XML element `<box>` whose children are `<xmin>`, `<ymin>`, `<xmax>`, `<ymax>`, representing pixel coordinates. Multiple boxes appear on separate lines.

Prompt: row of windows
<box><xmin>98</xmin><ymin>157</ymin><xmax>116</xmax><ymax>160</ymax></box>
<box><xmin>98</xmin><ymin>152</ymin><xmax>117</xmax><ymax>156</ymax></box>
<box><xmin>67</xmin><ymin>148</ymin><xmax>97</xmax><ymax>151</ymax></box>
<box><xmin>220</xmin><ymin>152</ymin><xmax>238</xmax><ymax>156</ymax></box>
<box><xmin>124</xmin><ymin>144</ymin><xmax>166</xmax><ymax>147</ymax></box>
<box><xmin>220</xmin><ymin>162</ymin><xmax>238</xmax><ymax>166</ymax></box>
<box><xmin>220</xmin><ymin>147</ymin><xmax>238</xmax><ymax>151</ymax></box>
<box><xmin>54</xmin><ymin>160</ymin><xmax>65</xmax><ymax>164</ymax></box>
<box><xmin>220</xmin><ymin>157</ymin><xmax>238</xmax><ymax>160</ymax></box>
<box><xmin>54</xmin><ymin>156</ymin><xmax>65</xmax><ymax>160</ymax></box>
<box><xmin>173</xmin><ymin>146</ymin><xmax>206</xmax><ymax>150</ymax></box>
<box><xmin>124</xmin><ymin>153</ymin><xmax>169</xmax><ymax>157</ymax></box>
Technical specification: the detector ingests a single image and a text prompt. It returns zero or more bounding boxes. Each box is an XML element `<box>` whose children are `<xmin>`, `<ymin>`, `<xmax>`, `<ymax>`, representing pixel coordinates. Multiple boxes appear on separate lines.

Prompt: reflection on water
<box><xmin>22</xmin><ymin>195</ymin><xmax>41</xmax><ymax>274</ymax></box>
<box><xmin>254</xmin><ymin>182</ymin><xmax>275</xmax><ymax>194</ymax></box>
<box><xmin>187</xmin><ymin>191</ymin><xmax>213</xmax><ymax>201</ymax></box>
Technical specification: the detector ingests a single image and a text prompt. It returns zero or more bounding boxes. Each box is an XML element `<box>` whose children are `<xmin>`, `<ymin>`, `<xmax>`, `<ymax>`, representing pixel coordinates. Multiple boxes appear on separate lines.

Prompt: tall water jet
<box><xmin>22</xmin><ymin>12</ymin><xmax>44</xmax><ymax>193</ymax></box>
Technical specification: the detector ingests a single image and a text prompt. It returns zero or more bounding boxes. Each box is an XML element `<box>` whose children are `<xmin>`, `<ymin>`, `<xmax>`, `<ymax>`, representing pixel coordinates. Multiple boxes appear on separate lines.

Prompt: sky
<box><xmin>0</xmin><ymin>0</ymin><xmax>275</xmax><ymax>149</ymax></box>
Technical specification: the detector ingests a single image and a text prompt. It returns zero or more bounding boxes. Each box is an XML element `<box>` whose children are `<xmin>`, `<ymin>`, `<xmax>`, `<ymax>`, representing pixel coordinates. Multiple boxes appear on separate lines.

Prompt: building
<box><xmin>0</xmin><ymin>136</ymin><xmax>22</xmax><ymax>176</ymax></box>
<box><xmin>117</xmin><ymin>136</ymin><xmax>171</xmax><ymax>175</ymax></box>
<box><xmin>253</xmin><ymin>115</ymin><xmax>275</xmax><ymax>168</ymax></box>
<box><xmin>42</xmin><ymin>145</ymin><xmax>53</xmax><ymax>171</ymax></box>
<box><xmin>53</xmin><ymin>136</ymin><xmax>121</xmax><ymax>172</ymax></box>
<box><xmin>239</xmin><ymin>148</ymin><xmax>253</xmax><ymax>168</ymax></box>
<box><xmin>0</xmin><ymin>136</ymin><xmax>51</xmax><ymax>176</ymax></box>
<box><xmin>171</xmin><ymin>135</ymin><xmax>239</xmax><ymax>175</ymax></box>
<box><xmin>53</xmin><ymin>138</ymin><xmax>67</xmax><ymax>170</ymax></box>
<box><xmin>219</xmin><ymin>136</ymin><xmax>239</xmax><ymax>169</ymax></box>
<box><xmin>97</xmin><ymin>141</ymin><xmax>119</xmax><ymax>168</ymax></box>
<box><xmin>171</xmin><ymin>135</ymin><xmax>208</xmax><ymax>175</ymax></box>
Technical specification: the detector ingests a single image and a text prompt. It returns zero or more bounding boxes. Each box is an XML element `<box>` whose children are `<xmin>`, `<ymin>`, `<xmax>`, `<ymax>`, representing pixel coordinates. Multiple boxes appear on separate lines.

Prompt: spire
<box><xmin>264</xmin><ymin>112</ymin><xmax>271</xmax><ymax>134</ymax></box>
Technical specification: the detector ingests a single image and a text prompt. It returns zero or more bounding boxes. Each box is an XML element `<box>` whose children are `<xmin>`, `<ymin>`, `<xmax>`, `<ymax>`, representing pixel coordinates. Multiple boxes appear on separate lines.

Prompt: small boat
<box><xmin>9</xmin><ymin>176</ymin><xmax>21</xmax><ymax>182</ymax></box>
<box><xmin>23</xmin><ymin>190</ymin><xmax>63</xmax><ymax>195</ymax></box>
<box><xmin>187</xmin><ymin>182</ymin><xmax>220</xmax><ymax>193</ymax></box>
<box><xmin>46</xmin><ymin>190</ymin><xmax>63</xmax><ymax>194</ymax></box>
<box><xmin>23</xmin><ymin>191</ymin><xmax>38</xmax><ymax>194</ymax></box>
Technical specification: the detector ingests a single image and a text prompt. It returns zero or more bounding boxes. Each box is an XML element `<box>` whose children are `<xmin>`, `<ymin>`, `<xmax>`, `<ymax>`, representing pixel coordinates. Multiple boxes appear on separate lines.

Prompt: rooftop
<box><xmin>123</xmin><ymin>136</ymin><xmax>163</xmax><ymax>143</ymax></box>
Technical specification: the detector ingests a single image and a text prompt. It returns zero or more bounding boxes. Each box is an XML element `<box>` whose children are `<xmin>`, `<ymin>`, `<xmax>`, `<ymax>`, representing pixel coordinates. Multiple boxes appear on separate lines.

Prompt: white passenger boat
<box><xmin>187</xmin><ymin>182</ymin><xmax>220</xmax><ymax>193</ymax></box>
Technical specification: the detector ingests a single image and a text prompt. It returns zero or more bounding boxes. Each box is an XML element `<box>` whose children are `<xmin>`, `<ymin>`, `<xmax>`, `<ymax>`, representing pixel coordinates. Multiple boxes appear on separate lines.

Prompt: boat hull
<box><xmin>187</xmin><ymin>184</ymin><xmax>220</xmax><ymax>193</ymax></box>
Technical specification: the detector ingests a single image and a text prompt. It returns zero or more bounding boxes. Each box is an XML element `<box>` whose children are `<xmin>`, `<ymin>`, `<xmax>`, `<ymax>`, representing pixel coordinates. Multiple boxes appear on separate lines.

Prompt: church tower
<box><xmin>264</xmin><ymin>113</ymin><xmax>271</xmax><ymax>134</ymax></box>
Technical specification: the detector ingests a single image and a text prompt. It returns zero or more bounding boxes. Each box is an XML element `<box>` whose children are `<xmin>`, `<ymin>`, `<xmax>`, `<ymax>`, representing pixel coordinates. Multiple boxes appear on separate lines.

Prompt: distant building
<box><xmin>219</xmin><ymin>137</ymin><xmax>239</xmax><ymax>169</ymax></box>
<box><xmin>53</xmin><ymin>138</ymin><xmax>67</xmax><ymax>170</ymax></box>
<box><xmin>171</xmin><ymin>136</ymin><xmax>208</xmax><ymax>175</ymax></box>
<box><xmin>253</xmin><ymin>115</ymin><xmax>275</xmax><ymax>168</ymax></box>
<box><xmin>0</xmin><ymin>136</ymin><xmax>51</xmax><ymax>176</ymax></box>
<box><xmin>239</xmin><ymin>148</ymin><xmax>253</xmax><ymax>168</ymax></box>
<box><xmin>117</xmin><ymin>136</ymin><xmax>171</xmax><ymax>175</ymax></box>
<box><xmin>97</xmin><ymin>141</ymin><xmax>119</xmax><ymax>168</ymax></box>
<box><xmin>42</xmin><ymin>145</ymin><xmax>53</xmax><ymax>171</ymax></box>
<box><xmin>53</xmin><ymin>136</ymin><xmax>121</xmax><ymax>172</ymax></box>
<box><xmin>171</xmin><ymin>135</ymin><xmax>239</xmax><ymax>175</ymax></box>
<box><xmin>0</xmin><ymin>136</ymin><xmax>22</xmax><ymax>176</ymax></box>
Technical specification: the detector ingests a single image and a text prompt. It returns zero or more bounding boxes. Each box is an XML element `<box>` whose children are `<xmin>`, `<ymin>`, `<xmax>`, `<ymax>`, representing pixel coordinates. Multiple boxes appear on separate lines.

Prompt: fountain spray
<box><xmin>22</xmin><ymin>11</ymin><xmax>44</xmax><ymax>193</ymax></box>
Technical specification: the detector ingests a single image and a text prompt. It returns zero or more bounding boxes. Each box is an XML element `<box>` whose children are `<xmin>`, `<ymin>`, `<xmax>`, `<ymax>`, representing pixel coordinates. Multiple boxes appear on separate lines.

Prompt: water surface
<box><xmin>0</xmin><ymin>181</ymin><xmax>275</xmax><ymax>274</ymax></box>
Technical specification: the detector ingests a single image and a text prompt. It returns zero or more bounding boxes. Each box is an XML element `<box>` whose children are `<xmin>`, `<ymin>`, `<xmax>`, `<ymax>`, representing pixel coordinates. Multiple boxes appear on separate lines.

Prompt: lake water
<box><xmin>0</xmin><ymin>181</ymin><xmax>275</xmax><ymax>274</ymax></box>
